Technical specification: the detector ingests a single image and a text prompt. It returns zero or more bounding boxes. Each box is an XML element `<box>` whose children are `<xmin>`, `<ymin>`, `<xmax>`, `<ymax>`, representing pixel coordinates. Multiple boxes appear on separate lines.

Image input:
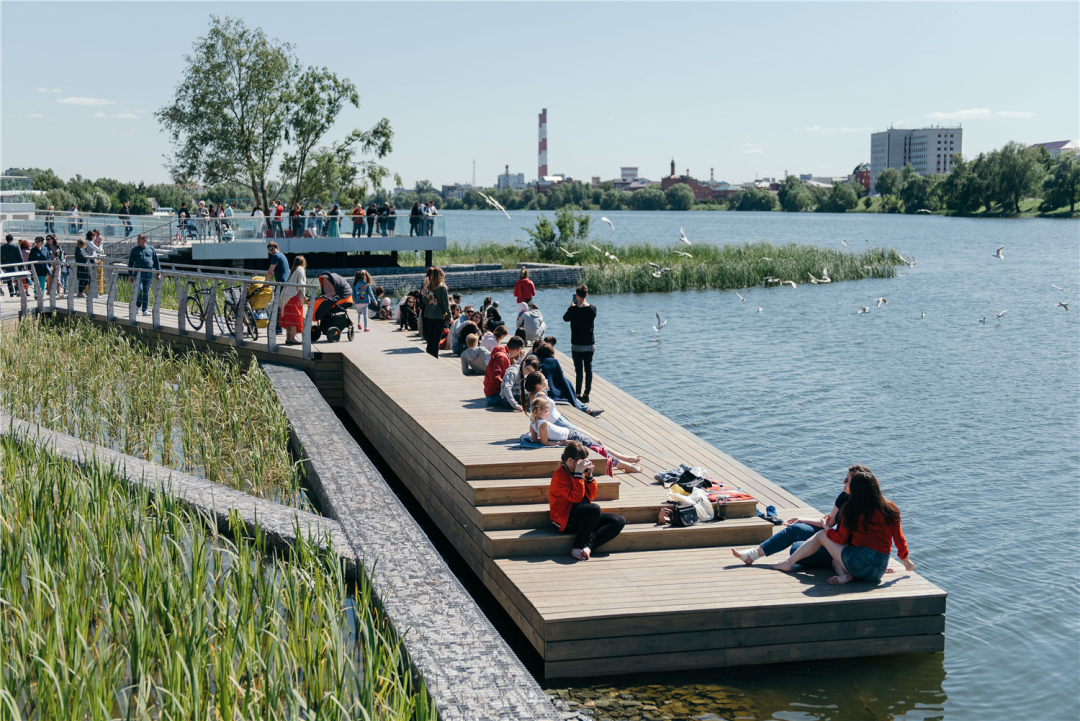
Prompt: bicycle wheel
<box><xmin>246</xmin><ymin>307</ymin><xmax>259</xmax><ymax>341</ymax></box>
<box><xmin>185</xmin><ymin>293</ymin><xmax>205</xmax><ymax>330</ymax></box>
<box><xmin>223</xmin><ymin>302</ymin><xmax>237</xmax><ymax>337</ymax></box>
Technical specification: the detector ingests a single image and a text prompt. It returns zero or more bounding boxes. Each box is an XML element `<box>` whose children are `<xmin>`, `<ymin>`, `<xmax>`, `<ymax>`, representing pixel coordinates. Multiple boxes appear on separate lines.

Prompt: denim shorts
<box><xmin>841</xmin><ymin>544</ymin><xmax>890</xmax><ymax>583</ymax></box>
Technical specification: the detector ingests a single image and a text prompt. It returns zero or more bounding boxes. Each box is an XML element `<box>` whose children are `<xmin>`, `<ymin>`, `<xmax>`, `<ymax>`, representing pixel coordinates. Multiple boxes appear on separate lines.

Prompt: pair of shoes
<box><xmin>275</xmin><ymin>327</ymin><xmax>283</xmax><ymax>335</ymax></box>
<box><xmin>76</xmin><ymin>293</ymin><xmax>85</xmax><ymax>298</ymax></box>
<box><xmin>757</xmin><ymin>505</ymin><xmax>783</xmax><ymax>525</ymax></box>
<box><xmin>364</xmin><ymin>328</ymin><xmax>370</xmax><ymax>332</ymax></box>
<box><xmin>358</xmin><ymin>322</ymin><xmax>363</xmax><ymax>329</ymax></box>
<box><xmin>588</xmin><ymin>408</ymin><xmax>605</xmax><ymax>417</ymax></box>
<box><xmin>580</xmin><ymin>394</ymin><xmax>590</xmax><ymax>404</ymax></box>
<box><xmin>284</xmin><ymin>339</ymin><xmax>300</xmax><ymax>345</ymax></box>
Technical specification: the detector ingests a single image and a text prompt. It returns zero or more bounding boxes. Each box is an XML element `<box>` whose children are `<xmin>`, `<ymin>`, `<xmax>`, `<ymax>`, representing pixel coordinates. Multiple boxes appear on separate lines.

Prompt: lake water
<box><xmin>439</xmin><ymin>210</ymin><xmax>1079</xmax><ymax>720</ymax></box>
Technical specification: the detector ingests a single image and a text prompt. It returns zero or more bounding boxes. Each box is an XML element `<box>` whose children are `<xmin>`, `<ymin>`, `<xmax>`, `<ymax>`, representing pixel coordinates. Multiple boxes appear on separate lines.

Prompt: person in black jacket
<box><xmin>27</xmin><ymin>237</ymin><xmax>51</xmax><ymax>296</ymax></box>
<box><xmin>563</xmin><ymin>284</ymin><xmax>598</xmax><ymax>403</ymax></box>
<box><xmin>1</xmin><ymin>234</ymin><xmax>23</xmax><ymax>296</ymax></box>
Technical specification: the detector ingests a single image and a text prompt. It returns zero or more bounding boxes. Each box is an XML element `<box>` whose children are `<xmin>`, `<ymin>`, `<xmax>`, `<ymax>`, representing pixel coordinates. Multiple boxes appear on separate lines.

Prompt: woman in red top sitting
<box><xmin>513</xmin><ymin>268</ymin><xmax>536</xmax><ymax>305</ymax></box>
<box><xmin>550</xmin><ymin>441</ymin><xmax>626</xmax><ymax>561</ymax></box>
<box><xmin>771</xmin><ymin>469</ymin><xmax>915</xmax><ymax>585</ymax></box>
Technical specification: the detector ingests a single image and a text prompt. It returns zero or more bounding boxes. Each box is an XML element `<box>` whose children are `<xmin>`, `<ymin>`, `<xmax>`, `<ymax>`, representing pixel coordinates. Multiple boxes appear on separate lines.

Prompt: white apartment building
<box><xmin>870</xmin><ymin>126</ymin><xmax>962</xmax><ymax>192</ymax></box>
<box><xmin>496</xmin><ymin>170</ymin><xmax>526</xmax><ymax>190</ymax></box>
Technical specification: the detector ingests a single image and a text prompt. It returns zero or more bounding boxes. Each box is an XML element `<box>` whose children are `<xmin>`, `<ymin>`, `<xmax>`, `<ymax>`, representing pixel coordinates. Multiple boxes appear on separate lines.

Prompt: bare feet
<box><xmin>732</xmin><ymin>547</ymin><xmax>762</xmax><ymax>565</ymax></box>
<box><xmin>626</xmin><ymin>454</ymin><xmax>642</xmax><ymax>463</ymax></box>
<box><xmin>623</xmin><ymin>463</ymin><xmax>644</xmax><ymax>474</ymax></box>
<box><xmin>828</xmin><ymin>573</ymin><xmax>852</xmax><ymax>585</ymax></box>
<box><xmin>571</xmin><ymin>548</ymin><xmax>588</xmax><ymax>561</ymax></box>
<box><xmin>885</xmin><ymin>568</ymin><xmax>895</xmax><ymax>574</ymax></box>
<box><xmin>771</xmin><ymin>561</ymin><xmax>794</xmax><ymax>572</ymax></box>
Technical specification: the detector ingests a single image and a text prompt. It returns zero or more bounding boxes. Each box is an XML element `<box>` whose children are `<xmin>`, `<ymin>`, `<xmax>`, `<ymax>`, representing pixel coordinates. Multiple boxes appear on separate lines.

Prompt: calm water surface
<box><xmin>446</xmin><ymin>211</ymin><xmax>1079</xmax><ymax>720</ymax></box>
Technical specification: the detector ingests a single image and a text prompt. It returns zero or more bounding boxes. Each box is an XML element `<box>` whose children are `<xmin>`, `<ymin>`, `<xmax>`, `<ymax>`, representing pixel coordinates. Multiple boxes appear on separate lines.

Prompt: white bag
<box><xmin>688</xmin><ymin>488</ymin><xmax>715</xmax><ymax>521</ymax></box>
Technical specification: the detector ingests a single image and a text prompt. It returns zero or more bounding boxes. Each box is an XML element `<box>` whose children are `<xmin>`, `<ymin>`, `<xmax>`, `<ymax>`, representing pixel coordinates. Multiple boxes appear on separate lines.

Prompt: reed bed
<box><xmin>578</xmin><ymin>241</ymin><xmax>905</xmax><ymax>294</ymax></box>
<box><xmin>0</xmin><ymin>436</ymin><xmax>435</xmax><ymax>720</ymax></box>
<box><xmin>0</xmin><ymin>318</ymin><xmax>309</xmax><ymax>510</ymax></box>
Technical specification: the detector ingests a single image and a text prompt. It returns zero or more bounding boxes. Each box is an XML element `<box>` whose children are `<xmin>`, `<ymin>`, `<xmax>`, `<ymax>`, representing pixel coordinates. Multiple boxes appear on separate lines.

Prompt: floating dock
<box><xmin>13</xmin><ymin>298</ymin><xmax>946</xmax><ymax>678</ymax></box>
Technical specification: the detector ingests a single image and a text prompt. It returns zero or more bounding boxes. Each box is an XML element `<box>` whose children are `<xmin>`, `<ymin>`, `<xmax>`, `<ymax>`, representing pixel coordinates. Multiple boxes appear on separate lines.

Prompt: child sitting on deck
<box><xmin>460</xmin><ymin>333</ymin><xmax>490</xmax><ymax>375</ymax></box>
<box><xmin>530</xmin><ymin>397</ymin><xmax>643</xmax><ymax>475</ymax></box>
<box><xmin>549</xmin><ymin>442</ymin><xmax>626</xmax><ymax>561</ymax></box>
<box><xmin>481</xmin><ymin>323</ymin><xmax>508</xmax><ymax>353</ymax></box>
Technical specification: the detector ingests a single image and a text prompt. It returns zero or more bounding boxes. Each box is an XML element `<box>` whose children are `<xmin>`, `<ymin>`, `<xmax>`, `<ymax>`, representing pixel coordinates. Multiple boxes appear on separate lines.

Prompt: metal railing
<box><xmin>2</xmin><ymin>211</ymin><xmax>177</xmax><ymax>245</ymax></box>
<box><xmin>1</xmin><ymin>259</ymin><xmax>322</xmax><ymax>359</ymax></box>
<box><xmin>1</xmin><ymin>210</ymin><xmax>447</xmax><ymax>246</ymax></box>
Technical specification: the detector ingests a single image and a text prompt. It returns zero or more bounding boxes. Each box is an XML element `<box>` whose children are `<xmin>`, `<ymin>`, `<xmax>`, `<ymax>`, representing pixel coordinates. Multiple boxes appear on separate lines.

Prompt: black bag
<box><xmin>671</xmin><ymin>503</ymin><xmax>698</xmax><ymax>528</ymax></box>
<box><xmin>676</xmin><ymin>466</ymin><xmax>713</xmax><ymax>492</ymax></box>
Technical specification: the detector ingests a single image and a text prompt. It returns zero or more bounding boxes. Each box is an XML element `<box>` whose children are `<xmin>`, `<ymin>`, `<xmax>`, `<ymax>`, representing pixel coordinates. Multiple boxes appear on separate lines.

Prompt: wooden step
<box><xmin>469</xmin><ymin>476</ymin><xmax>621</xmax><ymax>506</ymax></box>
<box><xmin>484</xmin><ymin>517</ymin><xmax>774</xmax><ymax>558</ymax></box>
<box><xmin>478</xmin><ymin>497</ymin><xmax>758</xmax><ymax>531</ymax></box>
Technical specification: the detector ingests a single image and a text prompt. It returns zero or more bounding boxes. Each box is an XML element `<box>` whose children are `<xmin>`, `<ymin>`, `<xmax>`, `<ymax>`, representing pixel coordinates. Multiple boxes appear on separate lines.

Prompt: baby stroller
<box><xmin>311</xmin><ymin>271</ymin><xmax>354</xmax><ymax>342</ymax></box>
<box><xmin>223</xmin><ymin>279</ymin><xmax>275</xmax><ymax>341</ymax></box>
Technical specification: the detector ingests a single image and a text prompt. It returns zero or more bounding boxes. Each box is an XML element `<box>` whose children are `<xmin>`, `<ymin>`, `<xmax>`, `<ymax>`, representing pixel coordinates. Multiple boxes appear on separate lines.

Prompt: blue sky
<box><xmin>3</xmin><ymin>2</ymin><xmax>1077</xmax><ymax>189</ymax></box>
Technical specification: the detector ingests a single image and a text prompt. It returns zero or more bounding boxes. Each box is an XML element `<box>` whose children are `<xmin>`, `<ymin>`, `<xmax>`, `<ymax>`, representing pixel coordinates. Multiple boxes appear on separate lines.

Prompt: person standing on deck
<box><xmin>366</xmin><ymin>203</ymin><xmax>378</xmax><ymax>237</ymax></box>
<box><xmin>421</xmin><ymin>266</ymin><xmax>450</xmax><ymax>357</ymax></box>
<box><xmin>1</xmin><ymin>235</ymin><xmax>22</xmax><ymax>296</ymax></box>
<box><xmin>351</xmin><ymin>203</ymin><xmax>365</xmax><ymax>237</ymax></box>
<box><xmin>514</xmin><ymin>268</ymin><xmax>536</xmax><ymax>305</ymax></box>
<box><xmin>119</xmin><ymin>200</ymin><xmax>133</xmax><ymax>238</ymax></box>
<box><xmin>68</xmin><ymin>205</ymin><xmax>79</xmax><ymax>236</ymax></box>
<box><xmin>43</xmin><ymin>206</ymin><xmax>56</xmax><ymax>235</ymax></box>
<box><xmin>126</xmin><ymin>234</ymin><xmax>160</xmax><ymax>316</ymax></box>
<box><xmin>563</xmin><ymin>284</ymin><xmax>598</xmax><ymax>404</ymax></box>
<box><xmin>266</xmin><ymin>241</ymin><xmax>290</xmax><ymax>335</ymax></box>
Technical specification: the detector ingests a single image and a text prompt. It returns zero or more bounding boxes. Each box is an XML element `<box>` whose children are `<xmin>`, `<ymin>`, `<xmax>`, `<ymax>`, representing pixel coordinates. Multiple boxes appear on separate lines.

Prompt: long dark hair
<box><xmin>840</xmin><ymin>470</ymin><xmax>900</xmax><ymax>531</ymax></box>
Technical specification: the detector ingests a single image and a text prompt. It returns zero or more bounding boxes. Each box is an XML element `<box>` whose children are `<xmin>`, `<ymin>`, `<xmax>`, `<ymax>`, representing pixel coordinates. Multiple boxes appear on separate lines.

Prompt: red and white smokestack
<box><xmin>538</xmin><ymin>109</ymin><xmax>548</xmax><ymax>180</ymax></box>
<box><xmin>711</xmin><ymin>168</ymin><xmax>715</xmax><ymax>182</ymax></box>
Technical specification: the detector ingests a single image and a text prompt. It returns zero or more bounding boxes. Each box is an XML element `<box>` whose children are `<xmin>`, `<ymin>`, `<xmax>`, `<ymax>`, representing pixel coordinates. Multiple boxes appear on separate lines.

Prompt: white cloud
<box><xmin>92</xmin><ymin>111</ymin><xmax>108</xmax><ymax>118</ymax></box>
<box><xmin>743</xmin><ymin>147</ymin><xmax>765</xmax><ymax>154</ymax></box>
<box><xmin>28</xmin><ymin>113</ymin><xmax>47</xmax><ymax>119</ymax></box>
<box><xmin>37</xmin><ymin>87</ymin><xmax>48</xmax><ymax>93</ymax></box>
<box><xmin>924</xmin><ymin>108</ymin><xmax>1035</xmax><ymax>120</ymax></box>
<box><xmin>52</xmin><ymin>88</ymin><xmax>62</xmax><ymax>93</ymax></box>
<box><xmin>740</xmin><ymin>142</ymin><xmax>767</xmax><ymax>155</ymax></box>
<box><xmin>805</xmin><ymin>125</ymin><xmax>874</xmax><ymax>134</ymax></box>
<box><xmin>114</xmin><ymin>112</ymin><xmax>139</xmax><ymax>119</ymax></box>
<box><xmin>58</xmin><ymin>96</ymin><xmax>116</xmax><ymax>106</ymax></box>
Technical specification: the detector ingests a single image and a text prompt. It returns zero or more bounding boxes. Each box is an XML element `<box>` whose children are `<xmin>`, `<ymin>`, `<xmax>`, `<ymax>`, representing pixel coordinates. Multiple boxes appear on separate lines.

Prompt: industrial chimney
<box><xmin>538</xmin><ymin>109</ymin><xmax>548</xmax><ymax>180</ymax></box>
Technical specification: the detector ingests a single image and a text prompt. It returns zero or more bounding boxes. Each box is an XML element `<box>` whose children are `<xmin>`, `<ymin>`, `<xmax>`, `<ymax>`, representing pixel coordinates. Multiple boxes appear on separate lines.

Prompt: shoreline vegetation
<box><xmin>0</xmin><ymin>436</ymin><xmax>434</xmax><ymax>719</ymax></box>
<box><xmin>412</xmin><ymin>240</ymin><xmax>905</xmax><ymax>294</ymax></box>
<box><xmin>0</xmin><ymin>318</ymin><xmax>311</xmax><ymax>510</ymax></box>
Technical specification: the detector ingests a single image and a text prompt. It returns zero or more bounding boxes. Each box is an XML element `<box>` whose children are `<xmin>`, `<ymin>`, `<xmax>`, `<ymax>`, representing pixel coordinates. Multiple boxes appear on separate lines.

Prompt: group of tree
<box><xmin>874</xmin><ymin>141</ymin><xmax>1079</xmax><ymax>215</ymax></box>
<box><xmin>156</xmin><ymin>15</ymin><xmax>392</xmax><ymax>214</ymax></box>
<box><xmin>442</xmin><ymin>181</ymin><xmax>698</xmax><ymax>213</ymax></box>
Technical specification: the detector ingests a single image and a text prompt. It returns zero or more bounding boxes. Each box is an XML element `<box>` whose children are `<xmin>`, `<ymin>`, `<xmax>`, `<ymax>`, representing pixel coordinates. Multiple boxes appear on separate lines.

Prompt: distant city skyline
<box><xmin>2</xmin><ymin>2</ymin><xmax>1077</xmax><ymax>190</ymax></box>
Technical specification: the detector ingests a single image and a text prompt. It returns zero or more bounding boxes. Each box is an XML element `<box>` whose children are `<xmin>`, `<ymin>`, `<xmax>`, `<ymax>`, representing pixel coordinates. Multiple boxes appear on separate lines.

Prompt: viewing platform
<box><xmin>1</xmin><ymin>272</ymin><xmax>947</xmax><ymax>679</ymax></box>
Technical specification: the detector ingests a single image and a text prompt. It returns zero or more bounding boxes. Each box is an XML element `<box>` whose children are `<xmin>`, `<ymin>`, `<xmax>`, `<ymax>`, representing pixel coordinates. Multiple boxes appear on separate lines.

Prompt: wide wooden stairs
<box><xmin>337</xmin><ymin>322</ymin><xmax>947</xmax><ymax>679</ymax></box>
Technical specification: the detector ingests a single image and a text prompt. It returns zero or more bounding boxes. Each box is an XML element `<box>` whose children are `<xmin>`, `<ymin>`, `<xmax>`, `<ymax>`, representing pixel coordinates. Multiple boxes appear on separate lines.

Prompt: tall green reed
<box><xmin>0</xmin><ymin>436</ymin><xmax>435</xmax><ymax>720</ymax></box>
<box><xmin>0</xmin><ymin>318</ymin><xmax>308</xmax><ymax>510</ymax></box>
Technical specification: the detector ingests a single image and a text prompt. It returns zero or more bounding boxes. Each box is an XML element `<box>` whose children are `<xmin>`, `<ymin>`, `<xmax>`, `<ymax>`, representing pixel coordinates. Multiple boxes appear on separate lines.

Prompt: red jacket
<box><xmin>483</xmin><ymin>345</ymin><xmax>510</xmax><ymax>397</ymax></box>
<box><xmin>513</xmin><ymin>278</ymin><xmax>536</xmax><ymax>304</ymax></box>
<box><xmin>827</xmin><ymin>508</ymin><xmax>909</xmax><ymax>560</ymax></box>
<box><xmin>549</xmin><ymin>463</ymin><xmax>597</xmax><ymax>531</ymax></box>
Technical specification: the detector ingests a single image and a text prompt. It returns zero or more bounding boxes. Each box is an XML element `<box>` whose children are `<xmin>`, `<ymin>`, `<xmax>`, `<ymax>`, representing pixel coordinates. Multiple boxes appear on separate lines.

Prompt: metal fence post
<box><xmin>66</xmin><ymin>261</ymin><xmax>75</xmax><ymax>315</ymax></box>
<box><xmin>234</xmin><ymin>279</ymin><xmax>249</xmax><ymax>347</ymax></box>
<box><xmin>176</xmin><ymin>276</ymin><xmax>187</xmax><ymax>335</ymax></box>
<box><xmin>17</xmin><ymin>275</ymin><xmax>28</xmax><ymax>318</ymax></box>
<box><xmin>266</xmin><ymin>286</ymin><xmax>279</xmax><ymax>353</ymax></box>
<box><xmin>128</xmin><ymin>268</ymin><xmax>139</xmax><ymax>325</ymax></box>
<box><xmin>152</xmin><ymin>273</ymin><xmax>163</xmax><ymax>330</ymax></box>
<box><xmin>205</xmin><ymin>279</ymin><xmax>217</xmax><ymax>342</ymax></box>
<box><xmin>48</xmin><ymin>264</ymin><xmax>58</xmax><ymax>313</ymax></box>
<box><xmin>302</xmin><ymin>284</ymin><xmax>316</xmax><ymax>359</ymax></box>
<box><xmin>35</xmin><ymin>264</ymin><xmax>44</xmax><ymax>315</ymax></box>
<box><xmin>86</xmin><ymin>263</ymin><xmax>96</xmax><ymax>318</ymax></box>
<box><xmin>106</xmin><ymin>267</ymin><xmax>117</xmax><ymax>322</ymax></box>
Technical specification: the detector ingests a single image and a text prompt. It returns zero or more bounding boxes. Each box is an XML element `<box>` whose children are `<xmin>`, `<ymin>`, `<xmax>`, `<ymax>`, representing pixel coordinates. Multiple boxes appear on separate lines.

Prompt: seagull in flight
<box><xmin>1057</xmin><ymin>301</ymin><xmax>1069</xmax><ymax>312</ymax></box>
<box><xmin>559</xmin><ymin>247</ymin><xmax>580</xmax><ymax>257</ymax></box>
<box><xmin>994</xmin><ymin>246</ymin><xmax>1005</xmax><ymax>259</ymax></box>
<box><xmin>733</xmin><ymin>290</ymin><xmax>745</xmax><ymax>302</ymax></box>
<box><xmin>858</xmin><ymin>307</ymin><xmax>870</xmax><ymax>314</ymax></box>
<box><xmin>841</xmin><ymin>239</ymin><xmax>849</xmax><ymax>247</ymax></box>
<box><xmin>589</xmin><ymin>243</ymin><xmax>603</xmax><ymax>253</ymax></box>
<box><xmin>679</xmin><ymin>228</ymin><xmax>690</xmax><ymax>245</ymax></box>
<box><xmin>605</xmin><ymin>251</ymin><xmax>620</xmax><ymax>262</ymax></box>
<box><xmin>477</xmin><ymin>191</ymin><xmax>512</xmax><ymax>220</ymax></box>
<box><xmin>601</xmin><ymin>216</ymin><xmax>615</xmax><ymax>233</ymax></box>
<box><xmin>897</xmin><ymin>252</ymin><xmax>917</xmax><ymax>268</ymax></box>
<box><xmin>759</xmin><ymin>257</ymin><xmax>773</xmax><ymax>262</ymax></box>
<box><xmin>758</xmin><ymin>307</ymin><xmax>763</xmax><ymax>313</ymax></box>
<box><xmin>1052</xmin><ymin>284</ymin><xmax>1066</xmax><ymax>292</ymax></box>
<box><xmin>993</xmin><ymin>310</ymin><xmax>1008</xmax><ymax>320</ymax></box>
<box><xmin>821</xmin><ymin>267</ymin><xmax>831</xmax><ymax>282</ymax></box>
<box><xmin>647</xmin><ymin>262</ymin><xmax>671</xmax><ymax>278</ymax></box>
<box><xmin>780</xmin><ymin>280</ymin><xmax>797</xmax><ymax>289</ymax></box>
<box><xmin>674</xmin><ymin>250</ymin><xmax>693</xmax><ymax>258</ymax></box>
<box><xmin>875</xmin><ymin>297</ymin><xmax>887</xmax><ymax>308</ymax></box>
<box><xmin>652</xmin><ymin>311</ymin><xmax>667</xmax><ymax>332</ymax></box>
<box><xmin>809</xmin><ymin>273</ymin><xmax>825</xmax><ymax>284</ymax></box>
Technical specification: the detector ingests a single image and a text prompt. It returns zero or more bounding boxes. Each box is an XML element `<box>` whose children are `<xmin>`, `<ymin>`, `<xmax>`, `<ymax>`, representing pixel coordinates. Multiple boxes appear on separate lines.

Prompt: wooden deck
<box><xmin>334</xmin><ymin>320</ymin><xmax>946</xmax><ymax>678</ymax></box>
<box><xmin>11</xmin><ymin>299</ymin><xmax>946</xmax><ymax>678</ymax></box>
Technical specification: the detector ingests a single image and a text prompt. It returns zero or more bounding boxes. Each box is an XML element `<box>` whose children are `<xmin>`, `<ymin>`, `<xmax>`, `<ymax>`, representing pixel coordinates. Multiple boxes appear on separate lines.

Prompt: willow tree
<box><xmin>157</xmin><ymin>16</ymin><xmax>297</xmax><ymax>212</ymax></box>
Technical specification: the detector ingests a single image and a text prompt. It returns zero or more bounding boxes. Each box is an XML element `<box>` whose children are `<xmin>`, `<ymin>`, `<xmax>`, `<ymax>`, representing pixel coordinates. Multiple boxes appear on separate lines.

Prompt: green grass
<box><xmin>0</xmin><ymin>435</ymin><xmax>435</xmax><ymax>720</ymax></box>
<box><xmin>391</xmin><ymin>240</ymin><xmax>905</xmax><ymax>294</ymax></box>
<box><xmin>0</xmin><ymin>318</ymin><xmax>310</xmax><ymax>510</ymax></box>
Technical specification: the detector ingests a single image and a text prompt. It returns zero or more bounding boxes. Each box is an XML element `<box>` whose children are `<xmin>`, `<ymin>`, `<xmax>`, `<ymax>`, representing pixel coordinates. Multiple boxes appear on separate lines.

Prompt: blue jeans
<box><xmin>486</xmin><ymin>394</ymin><xmax>512</xmax><ymax>409</ymax></box>
<box><xmin>134</xmin><ymin>272</ymin><xmax>153</xmax><ymax>311</ymax></box>
<box><xmin>761</xmin><ymin>523</ymin><xmax>834</xmax><ymax>567</ymax></box>
<box><xmin>272</xmin><ymin>220</ymin><xmax>283</xmax><ymax>238</ymax></box>
<box><xmin>841</xmin><ymin>544</ymin><xmax>890</xmax><ymax>582</ymax></box>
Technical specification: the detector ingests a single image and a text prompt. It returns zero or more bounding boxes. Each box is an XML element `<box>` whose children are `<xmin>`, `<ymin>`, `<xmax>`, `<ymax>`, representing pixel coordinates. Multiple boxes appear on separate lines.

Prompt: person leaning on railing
<box><xmin>27</xmin><ymin>237</ymin><xmax>50</xmax><ymax>296</ymax></box>
<box><xmin>74</xmin><ymin>238</ymin><xmax>90</xmax><ymax>297</ymax></box>
<box><xmin>127</xmin><ymin>234</ymin><xmax>161</xmax><ymax>316</ymax></box>
<box><xmin>1</xmin><ymin>234</ymin><xmax>23</xmax><ymax>296</ymax></box>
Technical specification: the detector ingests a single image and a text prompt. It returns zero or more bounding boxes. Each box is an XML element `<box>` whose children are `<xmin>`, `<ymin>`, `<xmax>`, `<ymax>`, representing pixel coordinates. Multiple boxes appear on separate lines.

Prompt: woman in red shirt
<box><xmin>513</xmin><ymin>268</ymin><xmax>536</xmax><ymax>305</ymax></box>
<box><xmin>550</xmin><ymin>441</ymin><xmax>626</xmax><ymax>561</ymax></box>
<box><xmin>771</xmin><ymin>469</ymin><xmax>915</xmax><ymax>585</ymax></box>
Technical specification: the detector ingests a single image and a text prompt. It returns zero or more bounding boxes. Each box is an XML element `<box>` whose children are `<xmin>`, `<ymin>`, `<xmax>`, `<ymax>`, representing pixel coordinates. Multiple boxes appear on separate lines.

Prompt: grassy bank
<box><xmin>0</xmin><ymin>436</ymin><xmax>434</xmax><ymax>719</ymax></box>
<box><xmin>404</xmin><ymin>240</ymin><xmax>904</xmax><ymax>294</ymax></box>
<box><xmin>0</xmin><ymin>318</ymin><xmax>309</xmax><ymax>509</ymax></box>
